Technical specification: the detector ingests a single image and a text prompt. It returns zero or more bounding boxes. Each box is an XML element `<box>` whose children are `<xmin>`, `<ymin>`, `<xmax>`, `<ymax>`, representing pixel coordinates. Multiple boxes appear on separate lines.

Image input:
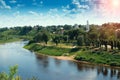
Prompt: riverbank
<box><xmin>35</xmin><ymin>52</ymin><xmax>120</xmax><ymax>69</ymax></box>
<box><xmin>53</xmin><ymin>56</ymin><xmax>74</xmax><ymax>61</ymax></box>
<box><xmin>24</xmin><ymin>43</ymin><xmax>120</xmax><ymax>67</ymax></box>
<box><xmin>0</xmin><ymin>38</ymin><xmax>22</xmax><ymax>44</ymax></box>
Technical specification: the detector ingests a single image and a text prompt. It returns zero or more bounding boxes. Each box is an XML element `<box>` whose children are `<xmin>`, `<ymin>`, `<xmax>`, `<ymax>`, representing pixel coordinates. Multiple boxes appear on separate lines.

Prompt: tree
<box><xmin>33</xmin><ymin>32</ymin><xmax>43</xmax><ymax>43</ymax></box>
<box><xmin>42</xmin><ymin>32</ymin><xmax>49</xmax><ymax>44</ymax></box>
<box><xmin>52</xmin><ymin>35</ymin><xmax>60</xmax><ymax>46</ymax></box>
<box><xmin>0</xmin><ymin>65</ymin><xmax>18</xmax><ymax>80</ymax></box>
<box><xmin>19</xmin><ymin>26</ymin><xmax>32</xmax><ymax>35</ymax></box>
<box><xmin>0</xmin><ymin>65</ymin><xmax>38</xmax><ymax>80</ymax></box>
<box><xmin>33</xmin><ymin>32</ymin><xmax>50</xmax><ymax>44</ymax></box>
<box><xmin>88</xmin><ymin>26</ymin><xmax>99</xmax><ymax>47</ymax></box>
<box><xmin>77</xmin><ymin>36</ymin><xmax>84</xmax><ymax>46</ymax></box>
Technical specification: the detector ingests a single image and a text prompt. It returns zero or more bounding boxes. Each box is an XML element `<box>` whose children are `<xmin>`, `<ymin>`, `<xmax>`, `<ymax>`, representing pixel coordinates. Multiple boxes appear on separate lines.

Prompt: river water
<box><xmin>0</xmin><ymin>41</ymin><xmax>119</xmax><ymax>80</ymax></box>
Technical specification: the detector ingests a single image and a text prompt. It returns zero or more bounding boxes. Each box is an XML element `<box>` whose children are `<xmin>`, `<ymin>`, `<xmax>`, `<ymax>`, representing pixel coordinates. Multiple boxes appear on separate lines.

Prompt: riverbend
<box><xmin>0</xmin><ymin>41</ymin><xmax>120</xmax><ymax>80</ymax></box>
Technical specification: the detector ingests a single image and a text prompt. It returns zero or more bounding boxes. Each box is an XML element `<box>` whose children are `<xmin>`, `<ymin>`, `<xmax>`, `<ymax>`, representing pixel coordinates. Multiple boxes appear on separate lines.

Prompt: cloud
<box><xmin>72</xmin><ymin>0</ymin><xmax>90</xmax><ymax>9</ymax></box>
<box><xmin>40</xmin><ymin>1</ymin><xmax>43</xmax><ymax>4</ymax></box>
<box><xmin>32</xmin><ymin>0</ymin><xmax>37</xmax><ymax>5</ymax></box>
<box><xmin>9</xmin><ymin>0</ymin><xmax>17</xmax><ymax>4</ymax></box>
<box><xmin>62</xmin><ymin>0</ymin><xmax>120</xmax><ymax>18</ymax></box>
<box><xmin>16</xmin><ymin>4</ymin><xmax>24</xmax><ymax>8</ymax></box>
<box><xmin>89</xmin><ymin>0</ymin><xmax>120</xmax><ymax>18</ymax></box>
<box><xmin>48</xmin><ymin>8</ymin><xmax>58</xmax><ymax>14</ymax></box>
<box><xmin>0</xmin><ymin>0</ymin><xmax>11</xmax><ymax>9</ymax></box>
<box><xmin>0</xmin><ymin>8</ymin><xmax>92</xmax><ymax>27</ymax></box>
<box><xmin>62</xmin><ymin>0</ymin><xmax>90</xmax><ymax>15</ymax></box>
<box><xmin>13</xmin><ymin>11</ymin><xmax>20</xmax><ymax>16</ymax></box>
<box><xmin>28</xmin><ymin>11</ymin><xmax>39</xmax><ymax>16</ymax></box>
<box><xmin>32</xmin><ymin>0</ymin><xmax>43</xmax><ymax>6</ymax></box>
<box><xmin>0</xmin><ymin>8</ymin><xmax>120</xmax><ymax>28</ymax></box>
<box><xmin>0</xmin><ymin>0</ymin><xmax>120</xmax><ymax>27</ymax></box>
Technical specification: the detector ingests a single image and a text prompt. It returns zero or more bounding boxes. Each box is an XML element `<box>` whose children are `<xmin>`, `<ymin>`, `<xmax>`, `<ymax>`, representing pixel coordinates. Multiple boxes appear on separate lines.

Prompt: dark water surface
<box><xmin>0</xmin><ymin>41</ymin><xmax>120</xmax><ymax>80</ymax></box>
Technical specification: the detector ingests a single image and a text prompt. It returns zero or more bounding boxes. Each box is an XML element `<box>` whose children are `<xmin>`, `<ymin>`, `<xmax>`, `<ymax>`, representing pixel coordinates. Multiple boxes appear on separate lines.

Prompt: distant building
<box><xmin>74</xmin><ymin>24</ymin><xmax>79</xmax><ymax>29</ymax></box>
<box><xmin>60</xmin><ymin>27</ymin><xmax>64</xmax><ymax>34</ymax></box>
<box><xmin>86</xmin><ymin>20</ymin><xmax>90</xmax><ymax>32</ymax></box>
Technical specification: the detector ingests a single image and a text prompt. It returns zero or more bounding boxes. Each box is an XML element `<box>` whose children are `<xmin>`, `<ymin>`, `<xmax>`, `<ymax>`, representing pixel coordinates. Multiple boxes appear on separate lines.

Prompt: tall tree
<box><xmin>42</xmin><ymin>32</ymin><xmax>49</xmax><ymax>44</ymax></box>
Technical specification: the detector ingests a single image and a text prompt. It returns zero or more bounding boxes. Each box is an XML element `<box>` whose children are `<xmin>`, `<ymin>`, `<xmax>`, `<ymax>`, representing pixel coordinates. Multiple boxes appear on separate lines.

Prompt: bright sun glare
<box><xmin>112</xmin><ymin>0</ymin><xmax>119</xmax><ymax>7</ymax></box>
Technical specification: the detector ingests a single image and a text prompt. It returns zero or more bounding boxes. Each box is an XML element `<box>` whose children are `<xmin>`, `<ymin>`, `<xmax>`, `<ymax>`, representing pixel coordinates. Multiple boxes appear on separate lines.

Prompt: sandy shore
<box><xmin>50</xmin><ymin>55</ymin><xmax>120</xmax><ymax>69</ymax></box>
<box><xmin>51</xmin><ymin>56</ymin><xmax>75</xmax><ymax>61</ymax></box>
<box><xmin>36</xmin><ymin>53</ymin><xmax>120</xmax><ymax>69</ymax></box>
<box><xmin>36</xmin><ymin>53</ymin><xmax>75</xmax><ymax>61</ymax></box>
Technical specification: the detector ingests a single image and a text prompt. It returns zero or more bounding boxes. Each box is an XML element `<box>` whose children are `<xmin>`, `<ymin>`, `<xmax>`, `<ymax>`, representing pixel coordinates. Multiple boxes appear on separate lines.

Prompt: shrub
<box><xmin>0</xmin><ymin>65</ymin><xmax>38</xmax><ymax>80</ymax></box>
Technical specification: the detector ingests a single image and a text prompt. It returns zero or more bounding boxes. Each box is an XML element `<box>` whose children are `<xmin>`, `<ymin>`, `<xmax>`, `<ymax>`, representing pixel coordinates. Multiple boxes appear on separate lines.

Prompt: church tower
<box><xmin>86</xmin><ymin>20</ymin><xmax>90</xmax><ymax>32</ymax></box>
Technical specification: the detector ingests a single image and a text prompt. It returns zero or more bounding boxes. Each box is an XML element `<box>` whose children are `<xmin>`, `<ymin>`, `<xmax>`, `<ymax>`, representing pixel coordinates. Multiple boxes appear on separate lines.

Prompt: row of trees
<box><xmin>32</xmin><ymin>23</ymin><xmax>120</xmax><ymax>51</ymax></box>
<box><xmin>0</xmin><ymin>23</ymin><xmax>120</xmax><ymax>50</ymax></box>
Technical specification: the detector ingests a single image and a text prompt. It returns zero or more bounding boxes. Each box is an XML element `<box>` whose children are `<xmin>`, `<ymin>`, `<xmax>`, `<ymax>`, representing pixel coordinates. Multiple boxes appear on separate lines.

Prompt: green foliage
<box><xmin>1</xmin><ymin>23</ymin><xmax>120</xmax><ymax>67</ymax></box>
<box><xmin>0</xmin><ymin>65</ymin><xmax>18</xmax><ymax>80</ymax></box>
<box><xmin>88</xmin><ymin>26</ymin><xmax>99</xmax><ymax>40</ymax></box>
<box><xmin>0</xmin><ymin>65</ymin><xmax>38</xmax><ymax>80</ymax></box>
<box><xmin>75</xmin><ymin>50</ymin><xmax>120</xmax><ymax>66</ymax></box>
<box><xmin>9</xmin><ymin>65</ymin><xmax>18</xmax><ymax>80</ymax></box>
<box><xmin>25</xmin><ymin>43</ymin><xmax>71</xmax><ymax>56</ymax></box>
<box><xmin>33</xmin><ymin>32</ymin><xmax>50</xmax><ymax>44</ymax></box>
<box><xmin>42</xmin><ymin>32</ymin><xmax>49</xmax><ymax>44</ymax></box>
<box><xmin>19</xmin><ymin>26</ymin><xmax>32</xmax><ymax>35</ymax></box>
<box><xmin>33</xmin><ymin>33</ymin><xmax>43</xmax><ymax>43</ymax></box>
<box><xmin>52</xmin><ymin>35</ymin><xmax>61</xmax><ymax>45</ymax></box>
<box><xmin>77</xmin><ymin>36</ymin><xmax>84</xmax><ymax>46</ymax></box>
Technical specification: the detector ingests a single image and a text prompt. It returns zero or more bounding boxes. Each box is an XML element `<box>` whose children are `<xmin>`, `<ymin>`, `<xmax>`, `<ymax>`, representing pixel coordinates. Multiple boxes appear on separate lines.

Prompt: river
<box><xmin>0</xmin><ymin>41</ymin><xmax>119</xmax><ymax>80</ymax></box>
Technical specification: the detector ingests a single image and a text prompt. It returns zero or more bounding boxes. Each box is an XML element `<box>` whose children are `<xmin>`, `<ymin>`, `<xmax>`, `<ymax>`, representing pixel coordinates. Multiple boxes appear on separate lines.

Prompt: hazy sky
<box><xmin>0</xmin><ymin>0</ymin><xmax>120</xmax><ymax>27</ymax></box>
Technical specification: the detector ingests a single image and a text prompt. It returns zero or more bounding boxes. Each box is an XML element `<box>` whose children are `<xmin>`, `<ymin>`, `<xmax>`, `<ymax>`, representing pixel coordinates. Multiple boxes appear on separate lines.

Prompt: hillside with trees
<box><xmin>1</xmin><ymin>23</ymin><xmax>120</xmax><ymax>66</ymax></box>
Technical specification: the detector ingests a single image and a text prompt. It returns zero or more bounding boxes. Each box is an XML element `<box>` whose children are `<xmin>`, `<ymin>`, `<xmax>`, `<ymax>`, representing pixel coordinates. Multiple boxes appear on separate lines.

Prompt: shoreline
<box><xmin>51</xmin><ymin>55</ymin><xmax>75</xmax><ymax>61</ymax></box>
<box><xmin>50</xmin><ymin>55</ymin><xmax>120</xmax><ymax>69</ymax></box>
<box><xmin>36</xmin><ymin>53</ymin><xmax>120</xmax><ymax>69</ymax></box>
<box><xmin>24</xmin><ymin>43</ymin><xmax>120</xmax><ymax>69</ymax></box>
<box><xmin>0</xmin><ymin>39</ymin><xmax>22</xmax><ymax>44</ymax></box>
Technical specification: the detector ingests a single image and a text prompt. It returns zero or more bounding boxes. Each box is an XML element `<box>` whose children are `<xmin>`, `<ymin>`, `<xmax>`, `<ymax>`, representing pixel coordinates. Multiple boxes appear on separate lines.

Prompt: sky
<box><xmin>0</xmin><ymin>0</ymin><xmax>120</xmax><ymax>27</ymax></box>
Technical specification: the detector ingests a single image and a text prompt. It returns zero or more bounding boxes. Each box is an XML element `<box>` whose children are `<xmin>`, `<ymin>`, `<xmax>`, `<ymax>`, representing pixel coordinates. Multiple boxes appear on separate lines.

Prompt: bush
<box><xmin>75</xmin><ymin>56</ymin><xmax>86</xmax><ymax>61</ymax></box>
<box><xmin>70</xmin><ymin>48</ymin><xmax>80</xmax><ymax>52</ymax></box>
<box><xmin>89</xmin><ymin>58</ymin><xmax>95</xmax><ymax>62</ymax></box>
<box><xmin>110</xmin><ymin>62</ymin><xmax>118</xmax><ymax>66</ymax></box>
<box><xmin>0</xmin><ymin>65</ymin><xmax>38</xmax><ymax>80</ymax></box>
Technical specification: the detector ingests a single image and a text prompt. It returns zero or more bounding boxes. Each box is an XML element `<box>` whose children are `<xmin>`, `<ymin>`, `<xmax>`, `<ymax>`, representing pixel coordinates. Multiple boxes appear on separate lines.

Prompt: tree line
<box><xmin>0</xmin><ymin>23</ymin><xmax>120</xmax><ymax>50</ymax></box>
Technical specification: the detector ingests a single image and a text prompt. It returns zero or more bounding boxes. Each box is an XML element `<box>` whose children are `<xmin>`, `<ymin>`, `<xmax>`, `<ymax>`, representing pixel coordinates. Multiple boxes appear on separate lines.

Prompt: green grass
<box><xmin>24</xmin><ymin>43</ymin><xmax>120</xmax><ymax>67</ymax></box>
<box><xmin>24</xmin><ymin>43</ymin><xmax>72</xmax><ymax>56</ymax></box>
<box><xmin>0</xmin><ymin>38</ymin><xmax>22</xmax><ymax>44</ymax></box>
<box><xmin>75</xmin><ymin>50</ymin><xmax>120</xmax><ymax>66</ymax></box>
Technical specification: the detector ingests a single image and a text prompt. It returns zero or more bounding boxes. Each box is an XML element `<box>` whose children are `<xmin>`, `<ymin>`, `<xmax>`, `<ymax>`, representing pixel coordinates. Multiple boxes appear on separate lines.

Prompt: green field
<box><xmin>75</xmin><ymin>50</ymin><xmax>120</xmax><ymax>66</ymax></box>
<box><xmin>24</xmin><ymin>43</ymin><xmax>120</xmax><ymax>67</ymax></box>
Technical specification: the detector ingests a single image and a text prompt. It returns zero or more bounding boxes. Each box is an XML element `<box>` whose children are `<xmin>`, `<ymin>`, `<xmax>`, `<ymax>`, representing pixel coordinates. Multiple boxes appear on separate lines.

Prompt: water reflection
<box><xmin>110</xmin><ymin>68</ymin><xmax>116</xmax><ymax>78</ymax></box>
<box><xmin>35</xmin><ymin>53</ymin><xmax>120</xmax><ymax>80</ymax></box>
<box><xmin>117</xmin><ymin>71</ymin><xmax>120</xmax><ymax>79</ymax></box>
<box><xmin>0</xmin><ymin>41</ymin><xmax>120</xmax><ymax>80</ymax></box>
<box><xmin>54</xmin><ymin>58</ymin><xmax>61</xmax><ymax>67</ymax></box>
<box><xmin>97</xmin><ymin>66</ymin><xmax>120</xmax><ymax>79</ymax></box>
<box><xmin>76</xmin><ymin>62</ymin><xmax>95</xmax><ymax>71</ymax></box>
<box><xmin>36</xmin><ymin>54</ymin><xmax>49</xmax><ymax>68</ymax></box>
<box><xmin>72</xmin><ymin>61</ymin><xmax>120</xmax><ymax>80</ymax></box>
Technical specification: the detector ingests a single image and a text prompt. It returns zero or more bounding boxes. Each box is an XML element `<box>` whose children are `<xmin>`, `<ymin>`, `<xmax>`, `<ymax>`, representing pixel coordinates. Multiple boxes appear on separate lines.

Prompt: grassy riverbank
<box><xmin>24</xmin><ymin>43</ymin><xmax>120</xmax><ymax>67</ymax></box>
<box><xmin>75</xmin><ymin>50</ymin><xmax>120</xmax><ymax>66</ymax></box>
<box><xmin>0</xmin><ymin>38</ymin><xmax>22</xmax><ymax>44</ymax></box>
<box><xmin>24</xmin><ymin>43</ymin><xmax>74</xmax><ymax>56</ymax></box>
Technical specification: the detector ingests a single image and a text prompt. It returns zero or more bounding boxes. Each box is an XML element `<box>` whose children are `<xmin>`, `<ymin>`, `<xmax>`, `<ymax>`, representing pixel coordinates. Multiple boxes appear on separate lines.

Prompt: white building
<box><xmin>86</xmin><ymin>20</ymin><xmax>90</xmax><ymax>32</ymax></box>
